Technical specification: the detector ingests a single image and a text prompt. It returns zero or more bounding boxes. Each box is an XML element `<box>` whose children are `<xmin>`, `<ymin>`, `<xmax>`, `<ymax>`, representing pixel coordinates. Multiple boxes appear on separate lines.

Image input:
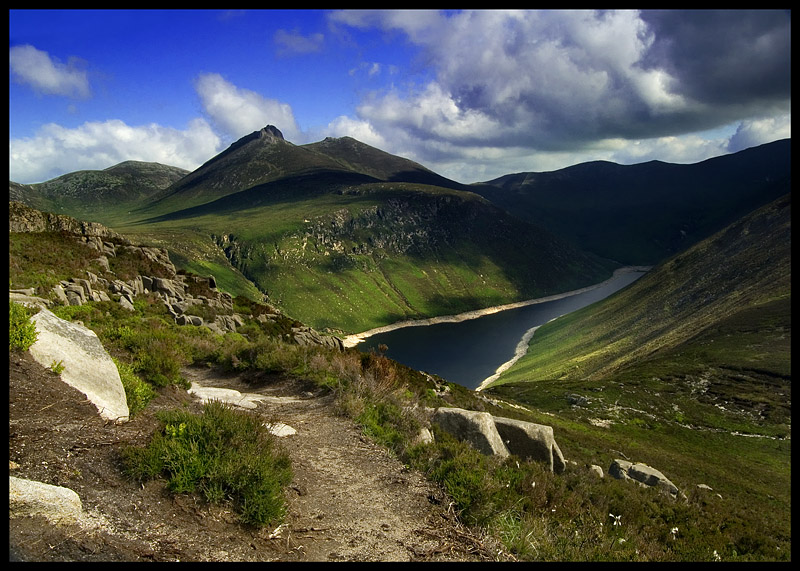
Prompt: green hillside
<box><xmin>486</xmin><ymin>192</ymin><xmax>791</xmax><ymax>436</ymax></box>
<box><xmin>9</xmin><ymin>161</ymin><xmax>189</xmax><ymax>226</ymax></box>
<box><xmin>10</xmin><ymin>126</ymin><xmax>618</xmax><ymax>333</ymax></box>
<box><xmin>126</xmin><ymin>179</ymin><xmax>614</xmax><ymax>333</ymax></box>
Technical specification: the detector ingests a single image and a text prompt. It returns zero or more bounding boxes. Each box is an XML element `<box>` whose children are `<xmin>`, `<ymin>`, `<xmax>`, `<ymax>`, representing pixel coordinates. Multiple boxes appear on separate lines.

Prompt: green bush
<box><xmin>356</xmin><ymin>401</ymin><xmax>407</xmax><ymax>450</ymax></box>
<box><xmin>9</xmin><ymin>301</ymin><xmax>39</xmax><ymax>352</ymax></box>
<box><xmin>122</xmin><ymin>401</ymin><xmax>292</xmax><ymax>527</ymax></box>
<box><xmin>114</xmin><ymin>357</ymin><xmax>156</xmax><ymax>416</ymax></box>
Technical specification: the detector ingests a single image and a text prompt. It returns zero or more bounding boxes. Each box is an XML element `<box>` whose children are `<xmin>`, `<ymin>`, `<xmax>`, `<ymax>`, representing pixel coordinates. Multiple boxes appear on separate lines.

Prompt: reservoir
<box><xmin>354</xmin><ymin>268</ymin><xmax>647</xmax><ymax>390</ymax></box>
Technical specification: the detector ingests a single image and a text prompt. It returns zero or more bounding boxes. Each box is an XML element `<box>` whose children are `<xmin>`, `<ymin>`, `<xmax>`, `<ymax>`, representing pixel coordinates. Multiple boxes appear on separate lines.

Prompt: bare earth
<box><xmin>9</xmin><ymin>351</ymin><xmax>504</xmax><ymax>562</ymax></box>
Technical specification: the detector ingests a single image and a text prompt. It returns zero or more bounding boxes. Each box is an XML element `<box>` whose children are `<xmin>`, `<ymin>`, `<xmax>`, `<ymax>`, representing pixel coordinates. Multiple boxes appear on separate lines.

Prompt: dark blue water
<box><xmin>358</xmin><ymin>270</ymin><xmax>645</xmax><ymax>390</ymax></box>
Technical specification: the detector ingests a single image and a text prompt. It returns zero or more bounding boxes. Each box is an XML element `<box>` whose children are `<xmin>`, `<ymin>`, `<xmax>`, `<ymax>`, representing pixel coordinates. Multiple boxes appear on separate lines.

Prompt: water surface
<box><xmin>358</xmin><ymin>270</ymin><xmax>645</xmax><ymax>390</ymax></box>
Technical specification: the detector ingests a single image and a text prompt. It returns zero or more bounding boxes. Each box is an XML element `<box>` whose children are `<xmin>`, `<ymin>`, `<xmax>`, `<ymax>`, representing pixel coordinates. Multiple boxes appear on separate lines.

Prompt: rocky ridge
<box><xmin>9</xmin><ymin>201</ymin><xmax>343</xmax><ymax>351</ymax></box>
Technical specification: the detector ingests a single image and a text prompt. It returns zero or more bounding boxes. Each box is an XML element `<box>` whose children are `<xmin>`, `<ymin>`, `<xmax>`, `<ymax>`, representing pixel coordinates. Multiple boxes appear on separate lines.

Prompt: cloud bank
<box><xmin>322</xmin><ymin>9</ymin><xmax>791</xmax><ymax>180</ymax></box>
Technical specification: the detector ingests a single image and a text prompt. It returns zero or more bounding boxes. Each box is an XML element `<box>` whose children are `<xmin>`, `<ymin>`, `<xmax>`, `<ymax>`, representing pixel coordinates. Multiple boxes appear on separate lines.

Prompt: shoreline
<box><xmin>474</xmin><ymin>321</ymin><xmax>551</xmax><ymax>392</ymax></box>
<box><xmin>342</xmin><ymin>265</ymin><xmax>650</xmax><ymax>348</ymax></box>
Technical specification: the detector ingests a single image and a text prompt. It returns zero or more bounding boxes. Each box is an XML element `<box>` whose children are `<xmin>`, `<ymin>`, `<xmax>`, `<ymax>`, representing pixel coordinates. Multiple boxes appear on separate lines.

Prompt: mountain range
<box><xmin>8</xmin><ymin>128</ymin><xmax>791</xmax><ymax>334</ymax></box>
<box><xmin>472</xmin><ymin>139</ymin><xmax>790</xmax><ymax>264</ymax></box>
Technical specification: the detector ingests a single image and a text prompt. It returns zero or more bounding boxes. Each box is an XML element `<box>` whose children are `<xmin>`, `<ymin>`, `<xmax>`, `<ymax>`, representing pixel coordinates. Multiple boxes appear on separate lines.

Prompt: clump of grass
<box><xmin>113</xmin><ymin>357</ymin><xmax>156</xmax><ymax>416</ymax></box>
<box><xmin>9</xmin><ymin>301</ymin><xmax>39</xmax><ymax>352</ymax></box>
<box><xmin>122</xmin><ymin>400</ymin><xmax>292</xmax><ymax>527</ymax></box>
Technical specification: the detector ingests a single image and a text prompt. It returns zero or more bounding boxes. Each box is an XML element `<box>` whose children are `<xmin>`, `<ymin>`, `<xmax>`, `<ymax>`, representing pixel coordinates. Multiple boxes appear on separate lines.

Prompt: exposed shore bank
<box><xmin>343</xmin><ymin>266</ymin><xmax>651</xmax><ymax>349</ymax></box>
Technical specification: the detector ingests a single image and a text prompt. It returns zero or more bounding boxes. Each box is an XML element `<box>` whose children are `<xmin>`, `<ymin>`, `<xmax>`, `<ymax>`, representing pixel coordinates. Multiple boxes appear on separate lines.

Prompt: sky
<box><xmin>9</xmin><ymin>9</ymin><xmax>791</xmax><ymax>185</ymax></box>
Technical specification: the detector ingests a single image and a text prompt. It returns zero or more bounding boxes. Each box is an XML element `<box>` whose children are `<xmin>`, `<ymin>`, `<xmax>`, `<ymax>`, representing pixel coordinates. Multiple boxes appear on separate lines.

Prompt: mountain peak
<box><xmin>258</xmin><ymin>125</ymin><xmax>284</xmax><ymax>141</ymax></box>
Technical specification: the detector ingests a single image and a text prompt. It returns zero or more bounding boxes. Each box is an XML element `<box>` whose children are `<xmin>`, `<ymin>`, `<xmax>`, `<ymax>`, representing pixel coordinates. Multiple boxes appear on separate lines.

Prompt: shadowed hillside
<box><xmin>472</xmin><ymin>139</ymin><xmax>791</xmax><ymax>265</ymax></box>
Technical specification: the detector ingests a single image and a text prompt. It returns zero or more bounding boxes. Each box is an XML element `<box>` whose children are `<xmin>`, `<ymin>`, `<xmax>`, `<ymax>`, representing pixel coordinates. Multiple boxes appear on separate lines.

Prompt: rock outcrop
<box><xmin>432</xmin><ymin>407</ymin><xmax>509</xmax><ymax>457</ymax></box>
<box><xmin>431</xmin><ymin>407</ymin><xmax>567</xmax><ymax>473</ymax></box>
<box><xmin>492</xmin><ymin>416</ymin><xmax>566</xmax><ymax>474</ymax></box>
<box><xmin>28</xmin><ymin>309</ymin><xmax>130</xmax><ymax>424</ymax></box>
<box><xmin>8</xmin><ymin>200</ymin><xmax>130</xmax><ymax>244</ymax></box>
<box><xmin>9</xmin><ymin>202</ymin><xmax>344</xmax><ymax>351</ymax></box>
<box><xmin>609</xmin><ymin>459</ymin><xmax>683</xmax><ymax>499</ymax></box>
<box><xmin>292</xmin><ymin>326</ymin><xmax>345</xmax><ymax>351</ymax></box>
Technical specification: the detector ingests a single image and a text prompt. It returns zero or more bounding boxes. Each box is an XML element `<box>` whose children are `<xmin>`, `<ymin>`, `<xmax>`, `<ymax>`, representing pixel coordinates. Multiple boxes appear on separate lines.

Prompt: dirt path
<box><xmin>9</xmin><ymin>353</ymin><xmax>501</xmax><ymax>562</ymax></box>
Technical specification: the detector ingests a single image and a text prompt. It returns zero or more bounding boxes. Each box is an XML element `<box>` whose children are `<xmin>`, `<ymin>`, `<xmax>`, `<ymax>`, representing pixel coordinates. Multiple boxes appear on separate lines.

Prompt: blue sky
<box><xmin>9</xmin><ymin>9</ymin><xmax>791</xmax><ymax>184</ymax></box>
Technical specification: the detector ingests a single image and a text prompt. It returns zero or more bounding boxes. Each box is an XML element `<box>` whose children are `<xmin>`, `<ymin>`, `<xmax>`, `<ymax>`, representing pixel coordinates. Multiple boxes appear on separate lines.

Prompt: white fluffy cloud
<box><xmin>9</xmin><ymin>44</ymin><xmax>91</xmax><ymax>98</ymax></box>
<box><xmin>727</xmin><ymin>114</ymin><xmax>792</xmax><ymax>154</ymax></box>
<box><xmin>9</xmin><ymin>119</ymin><xmax>221</xmax><ymax>183</ymax></box>
<box><xmin>194</xmin><ymin>72</ymin><xmax>302</xmax><ymax>143</ymax></box>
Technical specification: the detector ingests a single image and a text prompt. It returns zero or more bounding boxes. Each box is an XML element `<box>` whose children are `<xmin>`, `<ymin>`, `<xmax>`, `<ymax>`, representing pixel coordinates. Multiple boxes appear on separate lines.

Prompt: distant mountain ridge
<box><xmin>472</xmin><ymin>139</ymin><xmax>791</xmax><ymax>265</ymax></box>
<box><xmin>142</xmin><ymin>126</ymin><xmax>470</xmax><ymax>218</ymax></box>
<box><xmin>9</xmin><ymin>161</ymin><xmax>189</xmax><ymax>220</ymax></box>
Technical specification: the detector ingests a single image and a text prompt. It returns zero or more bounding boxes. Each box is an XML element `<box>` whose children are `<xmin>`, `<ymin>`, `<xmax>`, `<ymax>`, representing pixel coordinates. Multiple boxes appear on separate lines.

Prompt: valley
<box><xmin>8</xmin><ymin>128</ymin><xmax>791</xmax><ymax>562</ymax></box>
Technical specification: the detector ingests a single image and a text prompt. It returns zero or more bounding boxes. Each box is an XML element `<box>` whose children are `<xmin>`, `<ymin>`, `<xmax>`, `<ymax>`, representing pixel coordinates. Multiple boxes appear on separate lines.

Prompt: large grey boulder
<box><xmin>432</xmin><ymin>407</ymin><xmax>509</xmax><ymax>457</ymax></box>
<box><xmin>152</xmin><ymin>277</ymin><xmax>185</xmax><ymax>300</ymax></box>
<box><xmin>493</xmin><ymin>416</ymin><xmax>566</xmax><ymax>474</ymax></box>
<box><xmin>29</xmin><ymin>309</ymin><xmax>129</xmax><ymax>423</ymax></box>
<box><xmin>9</xmin><ymin>476</ymin><xmax>84</xmax><ymax>526</ymax></box>
<box><xmin>609</xmin><ymin>459</ymin><xmax>682</xmax><ymax>498</ymax></box>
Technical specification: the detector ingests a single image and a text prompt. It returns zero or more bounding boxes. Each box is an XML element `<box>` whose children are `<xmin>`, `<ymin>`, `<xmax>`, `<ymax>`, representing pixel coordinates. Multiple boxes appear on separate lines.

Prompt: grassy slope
<box><xmin>122</xmin><ymin>181</ymin><xmax>615</xmax><ymax>333</ymax></box>
<box><xmin>482</xmin><ymin>194</ymin><xmax>791</xmax><ymax>559</ymax></box>
<box><xmin>486</xmin><ymin>192</ymin><xmax>790</xmax><ymax>392</ymax></box>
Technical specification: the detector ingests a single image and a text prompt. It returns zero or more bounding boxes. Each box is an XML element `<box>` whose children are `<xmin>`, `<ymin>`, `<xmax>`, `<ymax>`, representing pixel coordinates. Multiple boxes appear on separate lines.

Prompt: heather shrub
<box><xmin>114</xmin><ymin>357</ymin><xmax>156</xmax><ymax>416</ymax></box>
<box><xmin>122</xmin><ymin>400</ymin><xmax>292</xmax><ymax>527</ymax></box>
<box><xmin>9</xmin><ymin>301</ymin><xmax>38</xmax><ymax>352</ymax></box>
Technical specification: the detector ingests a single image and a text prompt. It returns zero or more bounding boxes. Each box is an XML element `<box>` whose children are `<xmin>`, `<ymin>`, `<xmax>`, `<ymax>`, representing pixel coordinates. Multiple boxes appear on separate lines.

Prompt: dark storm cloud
<box><xmin>326</xmin><ymin>10</ymin><xmax>791</xmax><ymax>180</ymax></box>
<box><xmin>638</xmin><ymin>9</ymin><xmax>791</xmax><ymax>106</ymax></box>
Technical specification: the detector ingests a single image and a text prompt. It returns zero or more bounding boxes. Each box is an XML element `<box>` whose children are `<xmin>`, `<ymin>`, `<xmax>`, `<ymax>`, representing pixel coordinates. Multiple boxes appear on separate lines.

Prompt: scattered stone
<box><xmin>413</xmin><ymin>427</ymin><xmax>434</xmax><ymax>446</ymax></box>
<box><xmin>609</xmin><ymin>459</ymin><xmax>682</xmax><ymax>498</ymax></box>
<box><xmin>567</xmin><ymin>393</ymin><xmax>590</xmax><ymax>406</ymax></box>
<box><xmin>188</xmin><ymin>382</ymin><xmax>269</xmax><ymax>410</ymax></box>
<box><xmin>590</xmin><ymin>465</ymin><xmax>604</xmax><ymax>478</ymax></box>
<box><xmin>265</xmin><ymin>422</ymin><xmax>297</xmax><ymax>437</ymax></box>
<box><xmin>119</xmin><ymin>296</ymin><xmax>135</xmax><ymax>311</ymax></box>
